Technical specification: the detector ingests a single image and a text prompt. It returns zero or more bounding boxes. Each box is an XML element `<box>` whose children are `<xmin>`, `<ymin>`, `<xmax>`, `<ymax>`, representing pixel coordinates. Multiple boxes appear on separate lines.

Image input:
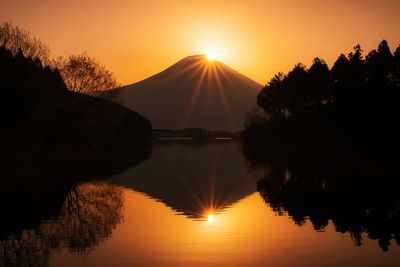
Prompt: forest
<box><xmin>244</xmin><ymin>40</ymin><xmax>400</xmax><ymax>155</ymax></box>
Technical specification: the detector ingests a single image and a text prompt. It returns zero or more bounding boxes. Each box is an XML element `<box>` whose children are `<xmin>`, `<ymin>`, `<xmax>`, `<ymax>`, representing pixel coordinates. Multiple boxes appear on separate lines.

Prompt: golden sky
<box><xmin>1</xmin><ymin>0</ymin><xmax>400</xmax><ymax>86</ymax></box>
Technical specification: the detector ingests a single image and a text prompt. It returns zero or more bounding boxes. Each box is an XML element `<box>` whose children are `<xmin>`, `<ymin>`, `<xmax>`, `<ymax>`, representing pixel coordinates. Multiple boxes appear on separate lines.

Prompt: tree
<box><xmin>308</xmin><ymin>57</ymin><xmax>333</xmax><ymax>109</ymax></box>
<box><xmin>54</xmin><ymin>53</ymin><xmax>120</xmax><ymax>101</ymax></box>
<box><xmin>348</xmin><ymin>44</ymin><xmax>363</xmax><ymax>63</ymax></box>
<box><xmin>391</xmin><ymin>46</ymin><xmax>400</xmax><ymax>89</ymax></box>
<box><xmin>365</xmin><ymin>40</ymin><xmax>393</xmax><ymax>84</ymax></box>
<box><xmin>283</xmin><ymin>63</ymin><xmax>308</xmax><ymax>117</ymax></box>
<box><xmin>0</xmin><ymin>21</ymin><xmax>50</xmax><ymax>65</ymax></box>
<box><xmin>347</xmin><ymin>44</ymin><xmax>365</xmax><ymax>87</ymax></box>
<box><xmin>257</xmin><ymin>72</ymin><xmax>285</xmax><ymax>122</ymax></box>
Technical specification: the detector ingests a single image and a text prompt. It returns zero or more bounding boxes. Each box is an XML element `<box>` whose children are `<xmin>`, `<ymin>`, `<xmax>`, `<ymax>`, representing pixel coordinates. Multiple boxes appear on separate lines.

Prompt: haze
<box><xmin>1</xmin><ymin>0</ymin><xmax>400</xmax><ymax>85</ymax></box>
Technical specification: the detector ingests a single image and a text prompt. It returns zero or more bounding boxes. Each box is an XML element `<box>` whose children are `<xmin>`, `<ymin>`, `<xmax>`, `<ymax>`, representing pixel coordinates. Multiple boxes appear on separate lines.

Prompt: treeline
<box><xmin>244</xmin><ymin>40</ymin><xmax>400</xmax><ymax>154</ymax></box>
<box><xmin>0</xmin><ymin>45</ymin><xmax>152</xmax><ymax>178</ymax></box>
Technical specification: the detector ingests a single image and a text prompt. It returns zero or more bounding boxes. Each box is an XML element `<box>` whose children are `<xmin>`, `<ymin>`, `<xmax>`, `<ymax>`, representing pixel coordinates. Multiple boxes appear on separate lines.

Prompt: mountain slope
<box><xmin>120</xmin><ymin>55</ymin><xmax>262</xmax><ymax>131</ymax></box>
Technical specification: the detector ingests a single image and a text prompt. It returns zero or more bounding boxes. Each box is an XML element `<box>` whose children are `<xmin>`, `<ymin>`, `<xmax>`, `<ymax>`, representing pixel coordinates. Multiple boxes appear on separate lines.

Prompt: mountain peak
<box><xmin>171</xmin><ymin>54</ymin><xmax>221</xmax><ymax>69</ymax></box>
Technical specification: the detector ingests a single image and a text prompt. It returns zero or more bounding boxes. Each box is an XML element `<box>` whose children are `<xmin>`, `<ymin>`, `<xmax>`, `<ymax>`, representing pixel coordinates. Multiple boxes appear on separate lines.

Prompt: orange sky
<box><xmin>1</xmin><ymin>0</ymin><xmax>400</xmax><ymax>86</ymax></box>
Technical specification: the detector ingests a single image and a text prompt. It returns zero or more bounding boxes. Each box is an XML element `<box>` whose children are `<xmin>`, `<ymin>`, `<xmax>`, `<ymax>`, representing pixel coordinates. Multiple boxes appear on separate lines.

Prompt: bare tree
<box><xmin>0</xmin><ymin>21</ymin><xmax>50</xmax><ymax>65</ymax></box>
<box><xmin>54</xmin><ymin>53</ymin><xmax>121</xmax><ymax>101</ymax></box>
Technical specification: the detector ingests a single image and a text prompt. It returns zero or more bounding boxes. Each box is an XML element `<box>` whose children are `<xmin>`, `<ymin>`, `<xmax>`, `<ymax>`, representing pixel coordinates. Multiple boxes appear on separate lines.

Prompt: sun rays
<box><xmin>178</xmin><ymin>55</ymin><xmax>236</xmax><ymax>130</ymax></box>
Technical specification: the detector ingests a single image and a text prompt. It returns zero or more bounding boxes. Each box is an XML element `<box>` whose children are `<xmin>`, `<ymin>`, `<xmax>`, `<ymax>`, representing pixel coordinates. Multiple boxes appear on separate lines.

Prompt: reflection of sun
<box><xmin>206</xmin><ymin>51</ymin><xmax>217</xmax><ymax>61</ymax></box>
<box><xmin>207</xmin><ymin>214</ymin><xmax>215</xmax><ymax>223</ymax></box>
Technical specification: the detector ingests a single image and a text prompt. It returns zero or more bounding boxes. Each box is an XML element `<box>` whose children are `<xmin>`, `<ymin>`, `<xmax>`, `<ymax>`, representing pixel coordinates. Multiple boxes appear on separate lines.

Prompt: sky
<box><xmin>1</xmin><ymin>0</ymin><xmax>400</xmax><ymax>86</ymax></box>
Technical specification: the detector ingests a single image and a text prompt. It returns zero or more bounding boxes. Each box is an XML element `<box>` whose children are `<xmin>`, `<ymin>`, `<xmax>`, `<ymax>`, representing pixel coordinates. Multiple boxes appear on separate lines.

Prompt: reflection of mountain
<box><xmin>0</xmin><ymin>182</ymin><xmax>123</xmax><ymax>267</ymax></box>
<box><xmin>119</xmin><ymin>55</ymin><xmax>262</xmax><ymax>131</ymax></box>
<box><xmin>111</xmin><ymin>142</ymin><xmax>257</xmax><ymax>219</ymax></box>
<box><xmin>244</xmin><ymin>153</ymin><xmax>400</xmax><ymax>251</ymax></box>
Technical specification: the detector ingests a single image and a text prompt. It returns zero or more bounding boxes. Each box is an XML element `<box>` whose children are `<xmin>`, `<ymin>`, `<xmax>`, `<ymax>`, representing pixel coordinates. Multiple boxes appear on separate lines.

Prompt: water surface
<box><xmin>1</xmin><ymin>142</ymin><xmax>400</xmax><ymax>267</ymax></box>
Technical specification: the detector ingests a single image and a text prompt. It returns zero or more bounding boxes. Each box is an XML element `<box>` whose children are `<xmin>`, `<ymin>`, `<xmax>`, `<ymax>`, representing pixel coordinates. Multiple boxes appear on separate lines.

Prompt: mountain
<box><xmin>119</xmin><ymin>55</ymin><xmax>262</xmax><ymax>131</ymax></box>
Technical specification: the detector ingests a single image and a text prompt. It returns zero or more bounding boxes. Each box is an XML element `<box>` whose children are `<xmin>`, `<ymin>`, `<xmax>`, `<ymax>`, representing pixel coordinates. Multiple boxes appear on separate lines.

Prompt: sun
<box><xmin>206</xmin><ymin>51</ymin><xmax>217</xmax><ymax>61</ymax></box>
<box><xmin>207</xmin><ymin>213</ymin><xmax>215</xmax><ymax>223</ymax></box>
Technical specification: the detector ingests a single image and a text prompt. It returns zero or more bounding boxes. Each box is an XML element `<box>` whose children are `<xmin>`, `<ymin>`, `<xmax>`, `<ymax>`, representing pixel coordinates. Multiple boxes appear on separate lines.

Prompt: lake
<box><xmin>1</xmin><ymin>142</ymin><xmax>400</xmax><ymax>267</ymax></box>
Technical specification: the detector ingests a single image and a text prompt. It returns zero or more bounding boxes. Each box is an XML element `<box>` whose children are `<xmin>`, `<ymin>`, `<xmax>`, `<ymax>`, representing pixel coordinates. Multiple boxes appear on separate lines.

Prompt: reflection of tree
<box><xmin>248</xmin><ymin>155</ymin><xmax>400</xmax><ymax>251</ymax></box>
<box><xmin>0</xmin><ymin>182</ymin><xmax>124</xmax><ymax>267</ymax></box>
<box><xmin>56</xmin><ymin>182</ymin><xmax>124</xmax><ymax>253</ymax></box>
<box><xmin>0</xmin><ymin>230</ymin><xmax>51</xmax><ymax>267</ymax></box>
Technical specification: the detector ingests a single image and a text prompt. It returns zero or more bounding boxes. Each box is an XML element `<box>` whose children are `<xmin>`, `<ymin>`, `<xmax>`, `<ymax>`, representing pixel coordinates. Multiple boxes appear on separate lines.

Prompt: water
<box><xmin>1</xmin><ymin>142</ymin><xmax>400</xmax><ymax>267</ymax></box>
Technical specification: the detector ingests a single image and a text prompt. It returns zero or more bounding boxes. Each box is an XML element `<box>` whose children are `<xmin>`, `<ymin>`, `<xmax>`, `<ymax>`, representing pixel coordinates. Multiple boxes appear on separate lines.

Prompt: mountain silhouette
<box><xmin>119</xmin><ymin>55</ymin><xmax>262</xmax><ymax>131</ymax></box>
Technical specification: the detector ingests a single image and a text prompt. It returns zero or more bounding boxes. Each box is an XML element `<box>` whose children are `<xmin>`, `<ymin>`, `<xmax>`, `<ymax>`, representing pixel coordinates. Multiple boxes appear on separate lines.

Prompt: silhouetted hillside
<box><xmin>117</xmin><ymin>55</ymin><xmax>262</xmax><ymax>131</ymax></box>
<box><xmin>0</xmin><ymin>46</ymin><xmax>152</xmax><ymax>179</ymax></box>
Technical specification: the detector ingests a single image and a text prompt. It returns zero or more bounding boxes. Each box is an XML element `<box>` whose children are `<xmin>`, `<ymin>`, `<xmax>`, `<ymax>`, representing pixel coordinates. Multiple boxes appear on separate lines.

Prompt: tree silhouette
<box><xmin>257</xmin><ymin>72</ymin><xmax>285</xmax><ymax>122</ymax></box>
<box><xmin>244</xmin><ymin>40</ymin><xmax>400</xmax><ymax>154</ymax></box>
<box><xmin>392</xmin><ymin>46</ymin><xmax>400</xmax><ymax>89</ymax></box>
<box><xmin>53</xmin><ymin>53</ymin><xmax>120</xmax><ymax>101</ymax></box>
<box><xmin>0</xmin><ymin>21</ymin><xmax>50</xmax><ymax>66</ymax></box>
<box><xmin>308</xmin><ymin>57</ymin><xmax>332</xmax><ymax>108</ymax></box>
